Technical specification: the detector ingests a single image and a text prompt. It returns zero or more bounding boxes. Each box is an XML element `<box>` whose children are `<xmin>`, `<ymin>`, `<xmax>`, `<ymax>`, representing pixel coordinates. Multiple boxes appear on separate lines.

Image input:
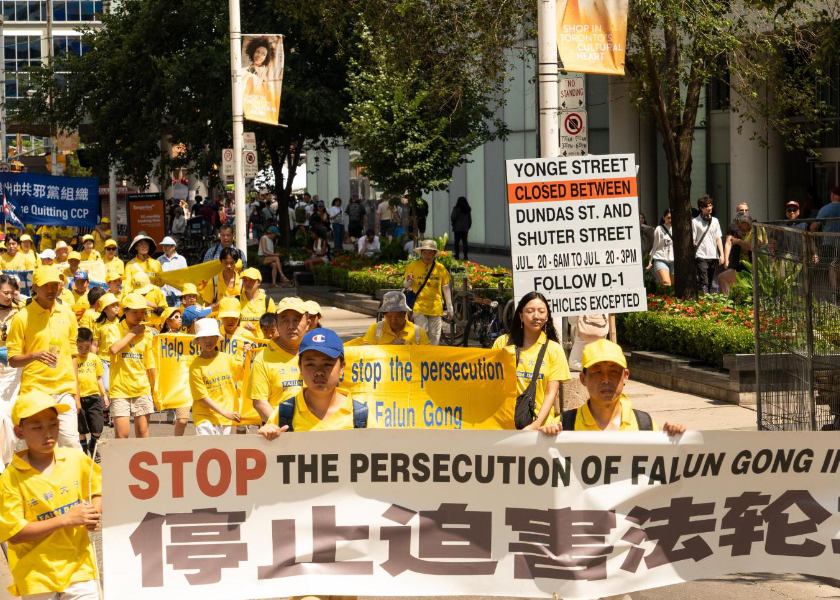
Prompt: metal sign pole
<box><xmin>228</xmin><ymin>0</ymin><xmax>247</xmax><ymax>252</ymax></box>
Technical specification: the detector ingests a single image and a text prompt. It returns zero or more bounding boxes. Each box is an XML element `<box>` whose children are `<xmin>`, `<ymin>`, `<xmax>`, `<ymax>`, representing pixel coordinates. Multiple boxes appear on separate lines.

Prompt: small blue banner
<box><xmin>0</xmin><ymin>172</ymin><xmax>99</xmax><ymax>227</ymax></box>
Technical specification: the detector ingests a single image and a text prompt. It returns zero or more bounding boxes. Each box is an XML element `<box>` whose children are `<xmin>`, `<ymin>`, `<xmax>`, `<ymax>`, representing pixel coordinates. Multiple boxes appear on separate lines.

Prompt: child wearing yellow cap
<box><xmin>79</xmin><ymin>235</ymin><xmax>101</xmax><ymax>263</ymax></box>
<box><xmin>0</xmin><ymin>391</ymin><xmax>101</xmax><ymax>598</ymax></box>
<box><xmin>238</xmin><ymin>268</ymin><xmax>275</xmax><ymax>337</ymax></box>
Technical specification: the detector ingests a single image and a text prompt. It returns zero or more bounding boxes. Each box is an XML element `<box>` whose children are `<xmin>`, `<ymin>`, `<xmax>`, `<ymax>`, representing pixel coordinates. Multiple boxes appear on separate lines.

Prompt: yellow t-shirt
<box><xmin>77</xmin><ymin>353</ymin><xmax>103</xmax><ymax>397</ymax></box>
<box><xmin>573</xmin><ymin>395</ymin><xmax>659</xmax><ymax>431</ymax></box>
<box><xmin>137</xmin><ymin>286</ymin><xmax>167</xmax><ymax>310</ymax></box>
<box><xmin>92</xmin><ymin>229</ymin><xmax>111</xmax><ymax>255</ymax></box>
<box><xmin>54</xmin><ymin>227</ymin><xmax>75</xmax><ymax>245</ymax></box>
<box><xmin>125</xmin><ymin>258</ymin><xmax>162</xmax><ymax>291</ymax></box>
<box><xmin>93</xmin><ymin>319</ymin><xmax>120</xmax><ymax>362</ymax></box>
<box><xmin>201</xmin><ymin>272</ymin><xmax>241</xmax><ymax>306</ymax></box>
<box><xmin>79</xmin><ymin>309</ymin><xmax>99</xmax><ymax>331</ymax></box>
<box><xmin>110</xmin><ymin>321</ymin><xmax>155</xmax><ymax>398</ymax></box>
<box><xmin>362</xmin><ymin>320</ymin><xmax>429</xmax><ymax>345</ymax></box>
<box><xmin>246</xmin><ymin>340</ymin><xmax>302</xmax><ymax>407</ymax></box>
<box><xmin>0</xmin><ymin>448</ymin><xmax>101</xmax><ymax>596</ymax></box>
<box><xmin>492</xmin><ymin>332</ymin><xmax>570</xmax><ymax>420</ymax></box>
<box><xmin>69</xmin><ymin>290</ymin><xmax>90</xmax><ymax>320</ymax></box>
<box><xmin>103</xmin><ymin>256</ymin><xmax>124</xmax><ymax>280</ymax></box>
<box><xmin>58</xmin><ymin>288</ymin><xmax>75</xmax><ymax>306</ymax></box>
<box><xmin>79</xmin><ymin>249</ymin><xmax>102</xmax><ymax>263</ymax></box>
<box><xmin>6</xmin><ymin>300</ymin><xmax>78</xmax><ymax>396</ymax></box>
<box><xmin>239</xmin><ymin>291</ymin><xmax>275</xmax><ymax>337</ymax></box>
<box><xmin>404</xmin><ymin>260</ymin><xmax>451</xmax><ymax>316</ymax></box>
<box><xmin>189</xmin><ymin>352</ymin><xmax>242</xmax><ymax>426</ymax></box>
<box><xmin>18</xmin><ymin>250</ymin><xmax>40</xmax><ymax>271</ymax></box>
<box><xmin>0</xmin><ymin>252</ymin><xmax>26</xmax><ymax>271</ymax></box>
<box><xmin>268</xmin><ymin>388</ymin><xmax>361</xmax><ymax>431</ymax></box>
<box><xmin>36</xmin><ymin>226</ymin><xmax>55</xmax><ymax>250</ymax></box>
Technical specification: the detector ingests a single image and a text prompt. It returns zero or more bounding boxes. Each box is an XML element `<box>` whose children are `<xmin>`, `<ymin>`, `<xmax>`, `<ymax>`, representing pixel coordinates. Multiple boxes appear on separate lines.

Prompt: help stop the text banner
<box><xmin>102</xmin><ymin>431</ymin><xmax>840</xmax><ymax>600</ymax></box>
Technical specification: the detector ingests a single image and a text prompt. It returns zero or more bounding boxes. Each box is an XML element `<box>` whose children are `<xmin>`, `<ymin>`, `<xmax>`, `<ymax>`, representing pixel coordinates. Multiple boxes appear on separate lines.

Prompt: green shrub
<box><xmin>617</xmin><ymin>311</ymin><xmax>754</xmax><ymax>369</ymax></box>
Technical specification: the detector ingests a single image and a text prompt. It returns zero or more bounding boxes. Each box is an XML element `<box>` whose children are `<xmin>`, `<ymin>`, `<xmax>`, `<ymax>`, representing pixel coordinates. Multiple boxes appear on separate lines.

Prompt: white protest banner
<box><xmin>506</xmin><ymin>154</ymin><xmax>646</xmax><ymax>316</ymax></box>
<box><xmin>103</xmin><ymin>430</ymin><xmax>840</xmax><ymax>600</ymax></box>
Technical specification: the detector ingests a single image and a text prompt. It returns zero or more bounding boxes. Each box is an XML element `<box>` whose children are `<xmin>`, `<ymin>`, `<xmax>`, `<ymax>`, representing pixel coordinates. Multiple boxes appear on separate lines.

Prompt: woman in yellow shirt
<box><xmin>17</xmin><ymin>235</ymin><xmax>40</xmax><ymax>270</ymax></box>
<box><xmin>102</xmin><ymin>239</ymin><xmax>124</xmax><ymax>279</ymax></box>
<box><xmin>79</xmin><ymin>235</ymin><xmax>102</xmax><ymax>262</ymax></box>
<box><xmin>125</xmin><ymin>234</ymin><xmax>161</xmax><ymax>292</ymax></box>
<box><xmin>492</xmin><ymin>291</ymin><xmax>570</xmax><ymax>429</ymax></box>
<box><xmin>238</xmin><ymin>268</ymin><xmax>275</xmax><ymax>336</ymax></box>
<box><xmin>201</xmin><ymin>247</ymin><xmax>241</xmax><ymax>308</ymax></box>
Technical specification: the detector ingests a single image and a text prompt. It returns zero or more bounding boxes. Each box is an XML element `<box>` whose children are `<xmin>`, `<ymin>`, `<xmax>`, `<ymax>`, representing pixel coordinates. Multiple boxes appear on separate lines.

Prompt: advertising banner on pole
<box><xmin>241</xmin><ymin>35</ymin><xmax>284</xmax><ymax>126</ymax></box>
<box><xmin>556</xmin><ymin>0</ymin><xmax>629</xmax><ymax>75</ymax></box>
<box><xmin>506</xmin><ymin>154</ymin><xmax>646</xmax><ymax>316</ymax></box>
<box><xmin>127</xmin><ymin>193</ymin><xmax>167</xmax><ymax>244</ymax></box>
<box><xmin>102</xmin><ymin>430</ymin><xmax>840</xmax><ymax>600</ymax></box>
<box><xmin>0</xmin><ymin>172</ymin><xmax>98</xmax><ymax>227</ymax></box>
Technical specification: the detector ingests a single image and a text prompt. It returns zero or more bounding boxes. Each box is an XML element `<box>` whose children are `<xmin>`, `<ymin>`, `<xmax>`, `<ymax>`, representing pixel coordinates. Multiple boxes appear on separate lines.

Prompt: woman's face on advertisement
<box><xmin>254</xmin><ymin>46</ymin><xmax>268</xmax><ymax>66</ymax></box>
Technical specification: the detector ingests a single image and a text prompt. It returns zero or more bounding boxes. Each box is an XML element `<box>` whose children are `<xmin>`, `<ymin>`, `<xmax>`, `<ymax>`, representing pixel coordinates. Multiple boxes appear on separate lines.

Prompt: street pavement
<box><xmin>1</xmin><ymin>300</ymin><xmax>836</xmax><ymax>600</ymax></box>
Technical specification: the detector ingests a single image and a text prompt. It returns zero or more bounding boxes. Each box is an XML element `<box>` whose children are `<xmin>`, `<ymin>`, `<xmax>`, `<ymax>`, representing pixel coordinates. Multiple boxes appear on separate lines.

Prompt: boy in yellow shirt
<box><xmin>0</xmin><ymin>391</ymin><xmax>101</xmax><ymax>599</ymax></box>
<box><xmin>75</xmin><ymin>328</ymin><xmax>107</xmax><ymax>459</ymax></box>
<box><xmin>189</xmin><ymin>318</ymin><xmax>242</xmax><ymax>435</ymax></box>
<box><xmin>258</xmin><ymin>328</ymin><xmax>367</xmax><ymax>438</ymax></box>
<box><xmin>258</xmin><ymin>313</ymin><xmax>277</xmax><ymax>340</ymax></box>
<box><xmin>108</xmin><ymin>293</ymin><xmax>156</xmax><ymax>439</ymax></box>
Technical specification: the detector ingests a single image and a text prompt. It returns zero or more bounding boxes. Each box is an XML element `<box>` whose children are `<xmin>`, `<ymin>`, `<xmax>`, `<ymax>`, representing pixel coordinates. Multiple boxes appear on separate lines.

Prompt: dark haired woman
<box><xmin>647</xmin><ymin>208</ymin><xmax>674</xmax><ymax>285</ymax></box>
<box><xmin>304</xmin><ymin>227</ymin><xmax>331</xmax><ymax>272</ymax></box>
<box><xmin>451</xmin><ymin>196</ymin><xmax>472</xmax><ymax>261</ymax></box>
<box><xmin>202</xmin><ymin>247</ymin><xmax>242</xmax><ymax>308</ymax></box>
<box><xmin>493</xmin><ymin>291</ymin><xmax>570</xmax><ymax>429</ymax></box>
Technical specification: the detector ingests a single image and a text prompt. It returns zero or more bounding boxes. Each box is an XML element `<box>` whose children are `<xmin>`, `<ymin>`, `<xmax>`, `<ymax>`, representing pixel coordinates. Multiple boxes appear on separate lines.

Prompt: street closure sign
<box><xmin>505</xmin><ymin>154</ymin><xmax>646</xmax><ymax>317</ymax></box>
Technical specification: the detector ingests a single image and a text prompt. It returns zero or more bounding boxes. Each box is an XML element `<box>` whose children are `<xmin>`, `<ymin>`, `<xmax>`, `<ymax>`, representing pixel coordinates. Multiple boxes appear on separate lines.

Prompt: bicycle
<box><xmin>464</xmin><ymin>276</ymin><xmax>515</xmax><ymax>348</ymax></box>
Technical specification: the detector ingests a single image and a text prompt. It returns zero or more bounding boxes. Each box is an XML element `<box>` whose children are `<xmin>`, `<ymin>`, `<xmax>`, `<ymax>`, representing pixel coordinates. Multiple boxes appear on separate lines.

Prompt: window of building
<box><xmin>4</xmin><ymin>36</ymin><xmax>41</xmax><ymax>99</ymax></box>
<box><xmin>53</xmin><ymin>35</ymin><xmax>89</xmax><ymax>57</ymax></box>
<box><xmin>52</xmin><ymin>0</ymin><xmax>102</xmax><ymax>21</ymax></box>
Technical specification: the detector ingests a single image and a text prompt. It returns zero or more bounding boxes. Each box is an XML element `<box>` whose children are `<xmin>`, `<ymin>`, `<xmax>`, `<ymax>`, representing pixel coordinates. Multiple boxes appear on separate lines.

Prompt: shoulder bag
<box><xmin>514</xmin><ymin>342</ymin><xmax>549</xmax><ymax>430</ymax></box>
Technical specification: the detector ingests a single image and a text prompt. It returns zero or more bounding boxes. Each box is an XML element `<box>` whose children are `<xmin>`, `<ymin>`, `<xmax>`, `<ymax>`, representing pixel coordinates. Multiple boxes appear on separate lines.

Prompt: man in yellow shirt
<box><xmin>258</xmin><ymin>328</ymin><xmax>367</xmax><ymax>438</ymax></box>
<box><xmin>78</xmin><ymin>235</ymin><xmax>102</xmax><ymax>263</ymax></box>
<box><xmin>64</xmin><ymin>251</ymin><xmax>82</xmax><ymax>281</ymax></box>
<box><xmin>92</xmin><ymin>218</ymin><xmax>111</xmax><ymax>255</ymax></box>
<box><xmin>0</xmin><ymin>391</ymin><xmax>101</xmax><ymax>598</ymax></box>
<box><xmin>108</xmin><ymin>292</ymin><xmax>156</xmax><ymax>439</ymax></box>
<box><xmin>102</xmin><ymin>239</ymin><xmax>124</xmax><ymax>280</ymax></box>
<box><xmin>36</xmin><ymin>225</ymin><xmax>56</xmax><ymax>250</ymax></box>
<box><xmin>247</xmin><ymin>296</ymin><xmax>307</xmax><ymax>421</ymax></box>
<box><xmin>18</xmin><ymin>234</ymin><xmax>40</xmax><ymax>270</ymax></box>
<box><xmin>54</xmin><ymin>226</ymin><xmax>75</xmax><ymax>246</ymax></box>
<box><xmin>53</xmin><ymin>240</ymin><xmax>70</xmax><ymax>267</ymax></box>
<box><xmin>189</xmin><ymin>318</ymin><xmax>243</xmax><ymax>435</ymax></box>
<box><xmin>402</xmin><ymin>239</ymin><xmax>453</xmax><ymax>345</ymax></box>
<box><xmin>364</xmin><ymin>291</ymin><xmax>429</xmax><ymax>345</ymax></box>
<box><xmin>6</xmin><ymin>266</ymin><xmax>81</xmax><ymax>450</ymax></box>
<box><xmin>551</xmin><ymin>339</ymin><xmax>686</xmax><ymax>435</ymax></box>
<box><xmin>0</xmin><ymin>233</ymin><xmax>26</xmax><ymax>271</ymax></box>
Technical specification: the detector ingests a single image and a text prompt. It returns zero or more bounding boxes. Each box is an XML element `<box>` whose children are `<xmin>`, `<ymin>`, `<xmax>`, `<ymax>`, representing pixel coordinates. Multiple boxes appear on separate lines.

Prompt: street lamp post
<box><xmin>228</xmin><ymin>0</ymin><xmax>246</xmax><ymax>253</ymax></box>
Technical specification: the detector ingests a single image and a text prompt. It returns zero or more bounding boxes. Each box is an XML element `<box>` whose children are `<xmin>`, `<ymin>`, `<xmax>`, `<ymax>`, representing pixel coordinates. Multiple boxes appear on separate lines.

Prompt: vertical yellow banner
<box><xmin>556</xmin><ymin>0</ymin><xmax>629</xmax><ymax>75</ymax></box>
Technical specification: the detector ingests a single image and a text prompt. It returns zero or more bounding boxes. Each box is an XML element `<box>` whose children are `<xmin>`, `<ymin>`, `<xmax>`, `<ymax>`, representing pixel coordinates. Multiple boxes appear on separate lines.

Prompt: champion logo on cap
<box><xmin>312</xmin><ymin>334</ymin><xmax>326</xmax><ymax>343</ymax></box>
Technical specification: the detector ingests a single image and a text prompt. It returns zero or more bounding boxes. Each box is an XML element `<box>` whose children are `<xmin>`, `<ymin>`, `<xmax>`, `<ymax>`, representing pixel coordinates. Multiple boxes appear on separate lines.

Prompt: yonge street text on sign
<box><xmin>506</xmin><ymin>154</ymin><xmax>646</xmax><ymax>316</ymax></box>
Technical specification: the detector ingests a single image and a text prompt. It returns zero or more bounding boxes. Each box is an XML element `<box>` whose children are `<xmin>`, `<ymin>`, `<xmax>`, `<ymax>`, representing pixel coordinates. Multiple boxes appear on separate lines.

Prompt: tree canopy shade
<box><xmin>625</xmin><ymin>0</ymin><xmax>836</xmax><ymax>298</ymax></box>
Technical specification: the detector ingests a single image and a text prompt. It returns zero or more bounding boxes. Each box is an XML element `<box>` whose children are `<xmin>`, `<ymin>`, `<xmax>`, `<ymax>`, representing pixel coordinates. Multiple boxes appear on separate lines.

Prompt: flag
<box><xmin>156</xmin><ymin>260</ymin><xmax>224</xmax><ymax>292</ymax></box>
<box><xmin>2</xmin><ymin>194</ymin><xmax>24</xmax><ymax>230</ymax></box>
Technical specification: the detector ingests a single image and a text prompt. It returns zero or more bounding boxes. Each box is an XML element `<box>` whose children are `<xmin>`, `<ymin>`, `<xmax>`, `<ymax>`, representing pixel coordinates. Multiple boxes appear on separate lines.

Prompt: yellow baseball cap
<box><xmin>104</xmin><ymin>239</ymin><xmax>118</xmax><ymax>248</ymax></box>
<box><xmin>105</xmin><ymin>271</ymin><xmax>123</xmax><ymax>283</ymax></box>
<box><xmin>54</xmin><ymin>241</ymin><xmax>68</xmax><ymax>250</ymax></box>
<box><xmin>12</xmin><ymin>391</ymin><xmax>70</xmax><ymax>426</ymax></box>
<box><xmin>98</xmin><ymin>292</ymin><xmax>119</xmax><ymax>309</ymax></box>
<box><xmin>101</xmin><ymin>217</ymin><xmax>110</xmax><ymax>224</ymax></box>
<box><xmin>581</xmin><ymin>339</ymin><xmax>628</xmax><ymax>370</ymax></box>
<box><xmin>241</xmin><ymin>267</ymin><xmax>262</xmax><ymax>281</ymax></box>
<box><xmin>181</xmin><ymin>283</ymin><xmax>198</xmax><ymax>296</ymax></box>
<box><xmin>218</xmin><ymin>297</ymin><xmax>241</xmax><ymax>319</ymax></box>
<box><xmin>68</xmin><ymin>251</ymin><xmax>82</xmax><ymax>262</ymax></box>
<box><xmin>122</xmin><ymin>292</ymin><xmax>148</xmax><ymax>311</ymax></box>
<box><xmin>275</xmin><ymin>296</ymin><xmax>307</xmax><ymax>315</ymax></box>
<box><xmin>32</xmin><ymin>265</ymin><xmax>62</xmax><ymax>286</ymax></box>
<box><xmin>19</xmin><ymin>234</ymin><xmax>32</xmax><ymax>242</ymax></box>
<box><xmin>132</xmin><ymin>271</ymin><xmax>151</xmax><ymax>288</ymax></box>
<box><xmin>82</xmin><ymin>234</ymin><xmax>94</xmax><ymax>242</ymax></box>
<box><xmin>304</xmin><ymin>300</ymin><xmax>321</xmax><ymax>316</ymax></box>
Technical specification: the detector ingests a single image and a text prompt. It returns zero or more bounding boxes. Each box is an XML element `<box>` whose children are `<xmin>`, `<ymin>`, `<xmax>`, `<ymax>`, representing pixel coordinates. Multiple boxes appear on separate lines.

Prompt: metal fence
<box><xmin>754</xmin><ymin>220</ymin><xmax>840</xmax><ymax>431</ymax></box>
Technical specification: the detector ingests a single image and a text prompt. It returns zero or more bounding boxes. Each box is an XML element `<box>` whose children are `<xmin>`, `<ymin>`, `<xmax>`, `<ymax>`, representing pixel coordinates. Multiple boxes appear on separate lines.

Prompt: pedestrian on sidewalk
<box><xmin>451</xmin><ymin>196</ymin><xmax>472</xmax><ymax>261</ymax></box>
<box><xmin>346</xmin><ymin>196</ymin><xmax>366</xmax><ymax>244</ymax></box>
<box><xmin>403</xmin><ymin>240</ymin><xmax>454</xmax><ymax>345</ymax></box>
<box><xmin>647</xmin><ymin>209</ymin><xmax>674</xmax><ymax>285</ymax></box>
<box><xmin>158</xmin><ymin>236</ymin><xmax>188</xmax><ymax>307</ymax></box>
<box><xmin>329</xmin><ymin>197</ymin><xmax>345</xmax><ymax>251</ymax></box>
<box><xmin>692</xmin><ymin>195</ymin><xmax>723</xmax><ymax>294</ymax></box>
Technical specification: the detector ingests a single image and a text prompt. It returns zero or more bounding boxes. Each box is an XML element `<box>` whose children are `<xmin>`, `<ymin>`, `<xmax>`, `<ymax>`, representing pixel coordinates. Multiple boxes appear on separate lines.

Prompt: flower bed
<box><xmin>617</xmin><ymin>294</ymin><xmax>754</xmax><ymax>369</ymax></box>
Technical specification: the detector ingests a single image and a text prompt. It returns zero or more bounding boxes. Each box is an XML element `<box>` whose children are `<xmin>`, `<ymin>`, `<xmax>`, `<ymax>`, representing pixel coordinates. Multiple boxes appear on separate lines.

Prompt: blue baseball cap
<box><xmin>268</xmin><ymin>226</ymin><xmax>280</xmax><ymax>235</ymax></box>
<box><xmin>74</xmin><ymin>270</ymin><xmax>89</xmax><ymax>281</ymax></box>
<box><xmin>298</xmin><ymin>328</ymin><xmax>343</xmax><ymax>359</ymax></box>
<box><xmin>183</xmin><ymin>305</ymin><xmax>212</xmax><ymax>328</ymax></box>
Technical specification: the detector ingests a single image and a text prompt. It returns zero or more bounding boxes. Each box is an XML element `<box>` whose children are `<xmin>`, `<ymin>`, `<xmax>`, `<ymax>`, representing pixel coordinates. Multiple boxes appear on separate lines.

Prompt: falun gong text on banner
<box><xmin>102</xmin><ymin>430</ymin><xmax>840</xmax><ymax>600</ymax></box>
<box><xmin>556</xmin><ymin>0</ymin><xmax>629</xmax><ymax>75</ymax></box>
<box><xmin>342</xmin><ymin>345</ymin><xmax>517</xmax><ymax>430</ymax></box>
<box><xmin>506</xmin><ymin>154</ymin><xmax>646</xmax><ymax>317</ymax></box>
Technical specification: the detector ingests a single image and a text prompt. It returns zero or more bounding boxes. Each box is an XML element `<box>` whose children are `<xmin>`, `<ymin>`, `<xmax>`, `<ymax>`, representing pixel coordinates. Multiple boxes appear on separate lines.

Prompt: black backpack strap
<box><xmin>633</xmin><ymin>409</ymin><xmax>653</xmax><ymax>431</ymax></box>
<box><xmin>561</xmin><ymin>408</ymin><xmax>578</xmax><ymax>431</ymax></box>
<box><xmin>353</xmin><ymin>400</ymin><xmax>368</xmax><ymax>429</ymax></box>
<box><xmin>277</xmin><ymin>398</ymin><xmax>296</xmax><ymax>432</ymax></box>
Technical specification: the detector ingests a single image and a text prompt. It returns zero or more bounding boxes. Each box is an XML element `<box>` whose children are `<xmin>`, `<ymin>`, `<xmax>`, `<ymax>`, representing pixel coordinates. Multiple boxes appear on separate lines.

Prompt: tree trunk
<box><xmin>669</xmin><ymin>169</ymin><xmax>697</xmax><ymax>299</ymax></box>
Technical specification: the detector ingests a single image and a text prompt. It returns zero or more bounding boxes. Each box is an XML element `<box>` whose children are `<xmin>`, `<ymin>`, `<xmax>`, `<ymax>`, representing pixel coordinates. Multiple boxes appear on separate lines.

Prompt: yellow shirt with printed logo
<box><xmin>572</xmin><ymin>394</ymin><xmax>660</xmax><ymax>431</ymax></box>
<box><xmin>69</xmin><ymin>290</ymin><xmax>90</xmax><ymax>321</ymax></box>
<box><xmin>103</xmin><ymin>256</ymin><xmax>124</xmax><ymax>280</ymax></box>
<box><xmin>493</xmin><ymin>332</ymin><xmax>570</xmax><ymax>420</ymax></box>
<box><xmin>110</xmin><ymin>321</ymin><xmax>155</xmax><ymax>398</ymax></box>
<box><xmin>79</xmin><ymin>249</ymin><xmax>102</xmax><ymax>263</ymax></box>
<box><xmin>403</xmin><ymin>260</ymin><xmax>451</xmax><ymax>317</ymax></box>
<box><xmin>76</xmin><ymin>353</ymin><xmax>103</xmax><ymax>397</ymax></box>
<box><xmin>239</xmin><ymin>291</ymin><xmax>275</xmax><ymax>337</ymax></box>
<box><xmin>6</xmin><ymin>300</ymin><xmax>78</xmax><ymax>396</ymax></box>
<box><xmin>189</xmin><ymin>351</ymin><xmax>242</xmax><ymax>426</ymax></box>
<box><xmin>0</xmin><ymin>252</ymin><xmax>26</xmax><ymax>271</ymax></box>
<box><xmin>0</xmin><ymin>448</ymin><xmax>101</xmax><ymax>596</ymax></box>
<box><xmin>246</xmin><ymin>340</ymin><xmax>302</xmax><ymax>407</ymax></box>
<box><xmin>267</xmin><ymin>388</ymin><xmax>360</xmax><ymax>431</ymax></box>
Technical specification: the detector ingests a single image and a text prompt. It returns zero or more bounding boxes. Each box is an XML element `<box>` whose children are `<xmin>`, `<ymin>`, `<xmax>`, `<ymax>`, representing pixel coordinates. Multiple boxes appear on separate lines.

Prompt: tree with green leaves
<box><xmin>625</xmin><ymin>0</ymin><xmax>835</xmax><ymax>299</ymax></box>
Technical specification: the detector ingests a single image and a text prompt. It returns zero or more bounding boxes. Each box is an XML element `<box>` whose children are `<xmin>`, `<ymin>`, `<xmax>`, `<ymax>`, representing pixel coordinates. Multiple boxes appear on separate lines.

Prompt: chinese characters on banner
<box><xmin>556</xmin><ymin>0</ymin><xmax>629</xmax><ymax>75</ymax></box>
<box><xmin>102</xmin><ymin>431</ymin><xmax>840</xmax><ymax>600</ymax></box>
<box><xmin>242</xmin><ymin>35</ymin><xmax>284</xmax><ymax>126</ymax></box>
<box><xmin>0</xmin><ymin>172</ymin><xmax>99</xmax><ymax>227</ymax></box>
<box><xmin>506</xmin><ymin>154</ymin><xmax>647</xmax><ymax>316</ymax></box>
